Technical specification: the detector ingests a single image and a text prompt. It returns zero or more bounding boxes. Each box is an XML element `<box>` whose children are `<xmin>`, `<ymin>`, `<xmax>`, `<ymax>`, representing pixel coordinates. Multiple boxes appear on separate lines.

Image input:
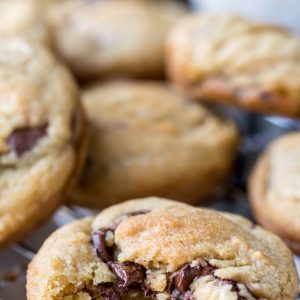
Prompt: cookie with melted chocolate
<box><xmin>0</xmin><ymin>36</ymin><xmax>87</xmax><ymax>247</ymax></box>
<box><xmin>27</xmin><ymin>198</ymin><xmax>298</xmax><ymax>300</ymax></box>
<box><xmin>249</xmin><ymin>132</ymin><xmax>300</xmax><ymax>255</ymax></box>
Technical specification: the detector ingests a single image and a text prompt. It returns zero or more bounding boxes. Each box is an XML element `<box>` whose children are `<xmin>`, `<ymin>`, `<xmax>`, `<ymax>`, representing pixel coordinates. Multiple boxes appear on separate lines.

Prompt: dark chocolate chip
<box><xmin>98</xmin><ymin>282</ymin><xmax>122</xmax><ymax>300</ymax></box>
<box><xmin>98</xmin><ymin>262</ymin><xmax>154</xmax><ymax>300</ymax></box>
<box><xmin>168</xmin><ymin>259</ymin><xmax>215</xmax><ymax>293</ymax></box>
<box><xmin>183</xmin><ymin>290</ymin><xmax>195</xmax><ymax>300</ymax></box>
<box><xmin>109</xmin><ymin>210</ymin><xmax>152</xmax><ymax>231</ymax></box>
<box><xmin>7</xmin><ymin>124</ymin><xmax>48</xmax><ymax>156</ymax></box>
<box><xmin>124</xmin><ymin>210</ymin><xmax>151</xmax><ymax>218</ymax></box>
<box><xmin>91</xmin><ymin>229</ymin><xmax>113</xmax><ymax>263</ymax></box>
<box><xmin>107</xmin><ymin>261</ymin><xmax>146</xmax><ymax>289</ymax></box>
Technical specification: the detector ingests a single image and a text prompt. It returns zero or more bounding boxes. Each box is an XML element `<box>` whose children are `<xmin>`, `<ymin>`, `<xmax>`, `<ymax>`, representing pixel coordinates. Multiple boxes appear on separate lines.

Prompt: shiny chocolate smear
<box><xmin>168</xmin><ymin>260</ymin><xmax>256</xmax><ymax>300</ymax></box>
<box><xmin>168</xmin><ymin>259</ymin><xmax>215</xmax><ymax>294</ymax></box>
<box><xmin>107</xmin><ymin>261</ymin><xmax>146</xmax><ymax>288</ymax></box>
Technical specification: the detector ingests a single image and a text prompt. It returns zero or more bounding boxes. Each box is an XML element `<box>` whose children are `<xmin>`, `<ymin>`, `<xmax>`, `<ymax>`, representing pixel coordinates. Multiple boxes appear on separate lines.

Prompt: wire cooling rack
<box><xmin>1</xmin><ymin>110</ymin><xmax>300</xmax><ymax>300</ymax></box>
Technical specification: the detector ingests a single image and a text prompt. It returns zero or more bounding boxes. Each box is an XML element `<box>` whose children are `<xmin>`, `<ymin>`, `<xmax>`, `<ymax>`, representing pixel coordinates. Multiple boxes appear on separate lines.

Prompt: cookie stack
<box><xmin>0</xmin><ymin>1</ymin><xmax>299</xmax><ymax>299</ymax></box>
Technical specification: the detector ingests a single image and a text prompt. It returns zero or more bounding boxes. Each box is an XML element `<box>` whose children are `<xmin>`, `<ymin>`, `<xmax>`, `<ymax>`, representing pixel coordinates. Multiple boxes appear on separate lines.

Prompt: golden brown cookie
<box><xmin>27</xmin><ymin>197</ymin><xmax>299</xmax><ymax>300</ymax></box>
<box><xmin>45</xmin><ymin>0</ymin><xmax>188</xmax><ymax>80</ymax></box>
<box><xmin>0</xmin><ymin>0</ymin><xmax>49</xmax><ymax>44</ymax></box>
<box><xmin>70</xmin><ymin>81</ymin><xmax>238</xmax><ymax>209</ymax></box>
<box><xmin>0</xmin><ymin>37</ymin><xmax>87</xmax><ymax>248</ymax></box>
<box><xmin>249</xmin><ymin>132</ymin><xmax>300</xmax><ymax>254</ymax></box>
<box><xmin>166</xmin><ymin>14</ymin><xmax>300</xmax><ymax>117</ymax></box>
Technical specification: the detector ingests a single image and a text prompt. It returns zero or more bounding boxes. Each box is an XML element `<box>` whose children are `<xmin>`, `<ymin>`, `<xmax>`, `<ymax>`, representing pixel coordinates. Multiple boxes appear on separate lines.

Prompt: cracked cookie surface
<box><xmin>0</xmin><ymin>37</ymin><xmax>87</xmax><ymax>247</ymax></box>
<box><xmin>45</xmin><ymin>0</ymin><xmax>187</xmax><ymax>80</ymax></box>
<box><xmin>70</xmin><ymin>80</ymin><xmax>238</xmax><ymax>208</ymax></box>
<box><xmin>27</xmin><ymin>198</ymin><xmax>298</xmax><ymax>300</ymax></box>
<box><xmin>166</xmin><ymin>14</ymin><xmax>300</xmax><ymax>117</ymax></box>
<box><xmin>249</xmin><ymin>132</ymin><xmax>300</xmax><ymax>254</ymax></box>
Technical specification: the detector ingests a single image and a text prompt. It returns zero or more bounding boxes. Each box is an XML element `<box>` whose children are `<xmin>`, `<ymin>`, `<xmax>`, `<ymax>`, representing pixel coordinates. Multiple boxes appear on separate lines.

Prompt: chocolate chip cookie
<box><xmin>0</xmin><ymin>37</ymin><xmax>87</xmax><ymax>247</ymax></box>
<box><xmin>27</xmin><ymin>197</ymin><xmax>298</xmax><ymax>300</ymax></box>
<box><xmin>166</xmin><ymin>14</ymin><xmax>300</xmax><ymax>117</ymax></box>
<box><xmin>45</xmin><ymin>0</ymin><xmax>187</xmax><ymax>80</ymax></box>
<box><xmin>0</xmin><ymin>0</ymin><xmax>49</xmax><ymax>44</ymax></box>
<box><xmin>70</xmin><ymin>81</ymin><xmax>238</xmax><ymax>209</ymax></box>
<box><xmin>249</xmin><ymin>132</ymin><xmax>300</xmax><ymax>254</ymax></box>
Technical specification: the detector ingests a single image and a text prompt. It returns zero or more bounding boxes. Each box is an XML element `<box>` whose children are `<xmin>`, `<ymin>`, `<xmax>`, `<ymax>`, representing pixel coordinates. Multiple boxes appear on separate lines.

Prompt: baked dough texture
<box><xmin>27</xmin><ymin>197</ymin><xmax>298</xmax><ymax>300</ymax></box>
<box><xmin>166</xmin><ymin>14</ymin><xmax>300</xmax><ymax>117</ymax></box>
<box><xmin>0</xmin><ymin>37</ymin><xmax>87</xmax><ymax>247</ymax></box>
<box><xmin>46</xmin><ymin>0</ymin><xmax>187</xmax><ymax>80</ymax></box>
<box><xmin>249</xmin><ymin>132</ymin><xmax>300</xmax><ymax>254</ymax></box>
<box><xmin>70</xmin><ymin>80</ymin><xmax>238</xmax><ymax>208</ymax></box>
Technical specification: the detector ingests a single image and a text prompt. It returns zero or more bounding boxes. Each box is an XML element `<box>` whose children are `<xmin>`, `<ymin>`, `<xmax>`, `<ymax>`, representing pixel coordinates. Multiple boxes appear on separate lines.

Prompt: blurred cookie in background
<box><xmin>45</xmin><ymin>0</ymin><xmax>188</xmax><ymax>81</ymax></box>
<box><xmin>166</xmin><ymin>14</ymin><xmax>300</xmax><ymax>118</ymax></box>
<box><xmin>249</xmin><ymin>132</ymin><xmax>300</xmax><ymax>254</ymax></box>
<box><xmin>0</xmin><ymin>0</ymin><xmax>49</xmax><ymax>45</ymax></box>
<box><xmin>0</xmin><ymin>37</ymin><xmax>87</xmax><ymax>248</ymax></box>
<box><xmin>70</xmin><ymin>80</ymin><xmax>239</xmax><ymax>209</ymax></box>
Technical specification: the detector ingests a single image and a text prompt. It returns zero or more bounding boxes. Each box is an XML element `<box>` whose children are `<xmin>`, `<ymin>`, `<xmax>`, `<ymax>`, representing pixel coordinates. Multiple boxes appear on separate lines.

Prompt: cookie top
<box><xmin>0</xmin><ymin>0</ymin><xmax>49</xmax><ymax>44</ymax></box>
<box><xmin>46</xmin><ymin>0</ymin><xmax>187</xmax><ymax>80</ymax></box>
<box><xmin>0</xmin><ymin>37</ymin><xmax>86</xmax><ymax>247</ymax></box>
<box><xmin>70</xmin><ymin>80</ymin><xmax>238</xmax><ymax>208</ymax></box>
<box><xmin>249</xmin><ymin>132</ymin><xmax>300</xmax><ymax>246</ymax></box>
<box><xmin>27</xmin><ymin>198</ymin><xmax>298</xmax><ymax>300</ymax></box>
<box><xmin>166</xmin><ymin>14</ymin><xmax>300</xmax><ymax>117</ymax></box>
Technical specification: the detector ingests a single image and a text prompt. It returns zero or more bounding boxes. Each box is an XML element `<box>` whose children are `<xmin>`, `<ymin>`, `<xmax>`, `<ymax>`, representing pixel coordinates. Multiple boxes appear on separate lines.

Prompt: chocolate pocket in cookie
<box><xmin>7</xmin><ymin>124</ymin><xmax>48</xmax><ymax>156</ymax></box>
<box><xmin>45</xmin><ymin>0</ymin><xmax>188</xmax><ymax>80</ymax></box>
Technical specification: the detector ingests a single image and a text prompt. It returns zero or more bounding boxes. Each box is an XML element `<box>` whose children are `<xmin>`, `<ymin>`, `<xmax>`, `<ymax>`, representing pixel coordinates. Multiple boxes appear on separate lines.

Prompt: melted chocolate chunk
<box><xmin>91</xmin><ymin>229</ymin><xmax>113</xmax><ymax>263</ymax></box>
<box><xmin>259</xmin><ymin>91</ymin><xmax>273</xmax><ymax>102</ymax></box>
<box><xmin>168</xmin><ymin>259</ymin><xmax>215</xmax><ymax>293</ymax></box>
<box><xmin>98</xmin><ymin>262</ymin><xmax>154</xmax><ymax>300</ymax></box>
<box><xmin>8</xmin><ymin>124</ymin><xmax>48</xmax><ymax>156</ymax></box>
<box><xmin>124</xmin><ymin>210</ymin><xmax>151</xmax><ymax>218</ymax></box>
<box><xmin>98</xmin><ymin>282</ymin><xmax>123</xmax><ymax>300</ymax></box>
<box><xmin>107</xmin><ymin>262</ymin><xmax>146</xmax><ymax>288</ymax></box>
